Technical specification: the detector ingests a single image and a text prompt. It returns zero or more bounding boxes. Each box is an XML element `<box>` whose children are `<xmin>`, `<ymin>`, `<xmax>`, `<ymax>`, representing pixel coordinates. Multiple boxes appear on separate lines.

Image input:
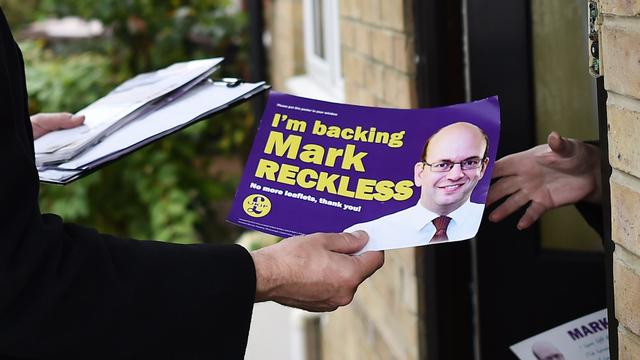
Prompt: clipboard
<box><xmin>38</xmin><ymin>79</ymin><xmax>270</xmax><ymax>185</ymax></box>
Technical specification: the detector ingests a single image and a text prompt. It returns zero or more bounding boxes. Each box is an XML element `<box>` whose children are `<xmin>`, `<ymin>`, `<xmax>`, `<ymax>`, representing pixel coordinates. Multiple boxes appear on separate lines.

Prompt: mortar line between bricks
<box><xmin>611</xmin><ymin>169</ymin><xmax>640</xmax><ymax>191</ymax></box>
<box><xmin>614</xmin><ymin>244</ymin><xmax>640</xmax><ymax>274</ymax></box>
<box><xmin>603</xmin><ymin>14</ymin><xmax>640</xmax><ymax>29</ymax></box>
<box><xmin>607</xmin><ymin>91</ymin><xmax>640</xmax><ymax>113</ymax></box>
<box><xmin>618</xmin><ymin>325</ymin><xmax>640</xmax><ymax>347</ymax></box>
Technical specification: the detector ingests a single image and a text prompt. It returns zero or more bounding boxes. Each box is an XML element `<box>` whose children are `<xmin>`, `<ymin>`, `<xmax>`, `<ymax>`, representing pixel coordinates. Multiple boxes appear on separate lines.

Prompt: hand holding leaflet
<box><xmin>252</xmin><ymin>230</ymin><xmax>384</xmax><ymax>311</ymax></box>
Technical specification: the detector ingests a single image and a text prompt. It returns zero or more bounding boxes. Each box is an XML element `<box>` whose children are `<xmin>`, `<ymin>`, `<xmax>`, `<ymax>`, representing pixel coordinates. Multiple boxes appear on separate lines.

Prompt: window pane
<box><xmin>312</xmin><ymin>0</ymin><xmax>325</xmax><ymax>59</ymax></box>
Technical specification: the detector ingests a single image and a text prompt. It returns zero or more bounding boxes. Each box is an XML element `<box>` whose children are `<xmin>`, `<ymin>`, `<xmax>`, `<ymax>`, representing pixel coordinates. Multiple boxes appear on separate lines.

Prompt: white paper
<box><xmin>510</xmin><ymin>309</ymin><xmax>609</xmax><ymax>360</ymax></box>
<box><xmin>38</xmin><ymin>80</ymin><xmax>266</xmax><ymax>183</ymax></box>
<box><xmin>34</xmin><ymin>58</ymin><xmax>223</xmax><ymax>163</ymax></box>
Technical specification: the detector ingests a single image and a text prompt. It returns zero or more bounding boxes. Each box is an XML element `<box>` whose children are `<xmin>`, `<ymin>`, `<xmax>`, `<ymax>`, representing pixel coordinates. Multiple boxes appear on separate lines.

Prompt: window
<box><xmin>288</xmin><ymin>0</ymin><xmax>343</xmax><ymax>102</ymax></box>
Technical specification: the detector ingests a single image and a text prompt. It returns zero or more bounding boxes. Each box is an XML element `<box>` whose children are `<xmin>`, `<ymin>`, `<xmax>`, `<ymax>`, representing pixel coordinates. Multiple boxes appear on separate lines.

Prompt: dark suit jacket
<box><xmin>575</xmin><ymin>140</ymin><xmax>604</xmax><ymax>238</ymax></box>
<box><xmin>576</xmin><ymin>201</ymin><xmax>603</xmax><ymax>238</ymax></box>
<box><xmin>0</xmin><ymin>8</ymin><xmax>255</xmax><ymax>359</ymax></box>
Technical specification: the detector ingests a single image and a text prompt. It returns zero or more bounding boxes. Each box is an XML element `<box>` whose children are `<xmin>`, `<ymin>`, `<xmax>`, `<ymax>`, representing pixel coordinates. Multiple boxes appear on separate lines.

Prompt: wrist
<box><xmin>582</xmin><ymin>142</ymin><xmax>602</xmax><ymax>204</ymax></box>
<box><xmin>251</xmin><ymin>247</ymin><xmax>280</xmax><ymax>302</ymax></box>
<box><xmin>584</xmin><ymin>173</ymin><xmax>602</xmax><ymax>204</ymax></box>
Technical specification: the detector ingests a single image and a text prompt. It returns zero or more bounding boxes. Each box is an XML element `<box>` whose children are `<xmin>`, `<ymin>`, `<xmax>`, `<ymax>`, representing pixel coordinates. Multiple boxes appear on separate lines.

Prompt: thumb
<box><xmin>547</xmin><ymin>131</ymin><xmax>574</xmax><ymax>158</ymax></box>
<box><xmin>326</xmin><ymin>231</ymin><xmax>369</xmax><ymax>254</ymax></box>
<box><xmin>58</xmin><ymin>114</ymin><xmax>85</xmax><ymax>129</ymax></box>
<box><xmin>353</xmin><ymin>251</ymin><xmax>385</xmax><ymax>279</ymax></box>
<box><xmin>32</xmin><ymin>112</ymin><xmax>84</xmax><ymax>130</ymax></box>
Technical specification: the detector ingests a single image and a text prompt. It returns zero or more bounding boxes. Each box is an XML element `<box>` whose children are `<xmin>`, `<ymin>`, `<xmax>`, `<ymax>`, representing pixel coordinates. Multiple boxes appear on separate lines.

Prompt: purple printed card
<box><xmin>229</xmin><ymin>92</ymin><xmax>501</xmax><ymax>253</ymax></box>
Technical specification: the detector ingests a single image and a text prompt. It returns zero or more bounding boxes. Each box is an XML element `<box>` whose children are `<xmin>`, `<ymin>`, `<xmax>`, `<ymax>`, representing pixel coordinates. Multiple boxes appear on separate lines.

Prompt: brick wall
<box><xmin>266</xmin><ymin>0</ymin><xmax>305</xmax><ymax>90</ymax></box>
<box><xmin>340</xmin><ymin>0</ymin><xmax>416</xmax><ymax>109</ymax></box>
<box><xmin>321</xmin><ymin>247</ymin><xmax>422</xmax><ymax>359</ymax></box>
<box><xmin>600</xmin><ymin>1</ymin><xmax>640</xmax><ymax>358</ymax></box>
<box><xmin>323</xmin><ymin>1</ymin><xmax>421</xmax><ymax>359</ymax></box>
<box><xmin>266</xmin><ymin>0</ymin><xmax>421</xmax><ymax>358</ymax></box>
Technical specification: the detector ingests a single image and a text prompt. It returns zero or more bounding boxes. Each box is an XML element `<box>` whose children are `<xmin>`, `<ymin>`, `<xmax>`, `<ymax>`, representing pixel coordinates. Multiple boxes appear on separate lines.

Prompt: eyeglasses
<box><xmin>423</xmin><ymin>157</ymin><xmax>486</xmax><ymax>172</ymax></box>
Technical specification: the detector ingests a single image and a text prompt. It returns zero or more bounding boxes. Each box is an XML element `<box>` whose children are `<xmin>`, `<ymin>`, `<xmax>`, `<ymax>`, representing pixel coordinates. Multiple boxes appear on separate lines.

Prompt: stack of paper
<box><xmin>36</xmin><ymin>58</ymin><xmax>269</xmax><ymax>184</ymax></box>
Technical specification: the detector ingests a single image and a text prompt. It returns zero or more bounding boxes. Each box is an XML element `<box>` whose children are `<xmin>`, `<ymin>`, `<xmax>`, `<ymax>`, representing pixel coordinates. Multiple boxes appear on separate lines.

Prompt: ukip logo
<box><xmin>242</xmin><ymin>194</ymin><xmax>272</xmax><ymax>218</ymax></box>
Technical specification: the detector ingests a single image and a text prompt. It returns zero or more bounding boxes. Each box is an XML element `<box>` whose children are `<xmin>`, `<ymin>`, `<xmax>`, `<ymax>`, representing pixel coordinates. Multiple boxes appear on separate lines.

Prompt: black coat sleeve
<box><xmin>575</xmin><ymin>201</ymin><xmax>604</xmax><ymax>238</ymax></box>
<box><xmin>0</xmin><ymin>8</ymin><xmax>255</xmax><ymax>360</ymax></box>
<box><xmin>575</xmin><ymin>140</ymin><xmax>604</xmax><ymax>239</ymax></box>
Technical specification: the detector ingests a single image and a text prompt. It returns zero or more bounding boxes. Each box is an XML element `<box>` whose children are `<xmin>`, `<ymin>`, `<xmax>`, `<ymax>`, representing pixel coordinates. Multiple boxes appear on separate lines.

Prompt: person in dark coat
<box><xmin>0</xmin><ymin>8</ymin><xmax>383</xmax><ymax>359</ymax></box>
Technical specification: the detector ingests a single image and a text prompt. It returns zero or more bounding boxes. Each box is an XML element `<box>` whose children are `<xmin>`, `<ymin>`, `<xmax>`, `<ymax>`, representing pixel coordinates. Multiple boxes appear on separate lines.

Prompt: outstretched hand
<box><xmin>251</xmin><ymin>231</ymin><xmax>384</xmax><ymax>312</ymax></box>
<box><xmin>31</xmin><ymin>112</ymin><xmax>85</xmax><ymax>140</ymax></box>
<box><xmin>487</xmin><ymin>131</ymin><xmax>601</xmax><ymax>230</ymax></box>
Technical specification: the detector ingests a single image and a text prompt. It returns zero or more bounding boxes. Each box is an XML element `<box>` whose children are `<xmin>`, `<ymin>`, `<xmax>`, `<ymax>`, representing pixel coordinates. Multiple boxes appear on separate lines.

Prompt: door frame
<box><xmin>413</xmin><ymin>1</ymin><xmax>473</xmax><ymax>359</ymax></box>
<box><xmin>414</xmin><ymin>0</ymin><xmax>616</xmax><ymax>358</ymax></box>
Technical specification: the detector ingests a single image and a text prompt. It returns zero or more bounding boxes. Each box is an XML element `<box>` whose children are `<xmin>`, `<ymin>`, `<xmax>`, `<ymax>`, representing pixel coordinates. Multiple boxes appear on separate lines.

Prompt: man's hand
<box><xmin>251</xmin><ymin>231</ymin><xmax>384</xmax><ymax>312</ymax></box>
<box><xmin>487</xmin><ymin>131</ymin><xmax>601</xmax><ymax>230</ymax></box>
<box><xmin>31</xmin><ymin>112</ymin><xmax>85</xmax><ymax>140</ymax></box>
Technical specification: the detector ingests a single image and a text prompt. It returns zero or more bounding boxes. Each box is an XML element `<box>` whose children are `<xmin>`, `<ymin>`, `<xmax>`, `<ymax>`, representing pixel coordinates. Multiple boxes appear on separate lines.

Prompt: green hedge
<box><xmin>16</xmin><ymin>0</ymin><xmax>255</xmax><ymax>244</ymax></box>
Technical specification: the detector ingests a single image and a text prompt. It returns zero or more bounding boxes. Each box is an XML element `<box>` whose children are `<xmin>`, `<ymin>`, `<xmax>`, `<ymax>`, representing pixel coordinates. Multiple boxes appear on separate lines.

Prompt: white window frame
<box><xmin>288</xmin><ymin>0</ymin><xmax>343</xmax><ymax>102</ymax></box>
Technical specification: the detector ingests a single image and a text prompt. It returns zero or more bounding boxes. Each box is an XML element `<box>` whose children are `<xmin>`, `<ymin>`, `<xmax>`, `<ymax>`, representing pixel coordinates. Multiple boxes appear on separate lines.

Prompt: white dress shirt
<box><xmin>345</xmin><ymin>200</ymin><xmax>485</xmax><ymax>254</ymax></box>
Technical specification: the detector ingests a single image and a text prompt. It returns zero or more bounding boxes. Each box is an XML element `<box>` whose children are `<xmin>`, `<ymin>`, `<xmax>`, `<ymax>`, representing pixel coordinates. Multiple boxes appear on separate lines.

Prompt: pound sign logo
<box><xmin>242</xmin><ymin>194</ymin><xmax>272</xmax><ymax>218</ymax></box>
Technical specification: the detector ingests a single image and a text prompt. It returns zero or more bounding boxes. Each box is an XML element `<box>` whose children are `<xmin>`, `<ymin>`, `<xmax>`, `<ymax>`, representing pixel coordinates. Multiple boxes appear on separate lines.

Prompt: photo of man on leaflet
<box><xmin>346</xmin><ymin>121</ymin><xmax>489</xmax><ymax>253</ymax></box>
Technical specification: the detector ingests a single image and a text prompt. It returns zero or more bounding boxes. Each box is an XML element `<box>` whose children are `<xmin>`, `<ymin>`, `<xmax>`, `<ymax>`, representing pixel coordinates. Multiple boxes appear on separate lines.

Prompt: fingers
<box><xmin>486</xmin><ymin>176</ymin><xmax>520</xmax><ymax>206</ymax></box>
<box><xmin>488</xmin><ymin>190</ymin><xmax>529</xmax><ymax>223</ymax></box>
<box><xmin>547</xmin><ymin>131</ymin><xmax>574</xmax><ymax>158</ymax></box>
<box><xmin>47</xmin><ymin>113</ymin><xmax>85</xmax><ymax>130</ymax></box>
<box><xmin>517</xmin><ymin>201</ymin><xmax>547</xmax><ymax>230</ymax></box>
<box><xmin>254</xmin><ymin>232</ymin><xmax>383</xmax><ymax>312</ymax></box>
<box><xmin>325</xmin><ymin>231</ymin><xmax>369</xmax><ymax>254</ymax></box>
<box><xmin>323</xmin><ymin>231</ymin><xmax>383</xmax><ymax>282</ymax></box>
<box><xmin>491</xmin><ymin>154</ymin><xmax>519</xmax><ymax>179</ymax></box>
<box><xmin>489</xmin><ymin>189</ymin><xmax>550</xmax><ymax>229</ymax></box>
<box><xmin>32</xmin><ymin>112</ymin><xmax>85</xmax><ymax>131</ymax></box>
<box><xmin>60</xmin><ymin>114</ymin><xmax>85</xmax><ymax>129</ymax></box>
<box><xmin>353</xmin><ymin>251</ymin><xmax>384</xmax><ymax>279</ymax></box>
<box><xmin>31</xmin><ymin>112</ymin><xmax>71</xmax><ymax>124</ymax></box>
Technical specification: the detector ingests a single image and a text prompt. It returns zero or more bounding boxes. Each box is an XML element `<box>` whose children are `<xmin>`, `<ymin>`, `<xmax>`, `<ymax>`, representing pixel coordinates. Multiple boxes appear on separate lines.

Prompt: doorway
<box><xmin>416</xmin><ymin>0</ymin><xmax>610</xmax><ymax>359</ymax></box>
<box><xmin>466</xmin><ymin>0</ymin><xmax>607</xmax><ymax>358</ymax></box>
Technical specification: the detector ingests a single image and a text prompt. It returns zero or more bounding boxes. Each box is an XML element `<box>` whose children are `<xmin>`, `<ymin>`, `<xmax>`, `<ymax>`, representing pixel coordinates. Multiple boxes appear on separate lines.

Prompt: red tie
<box><xmin>430</xmin><ymin>216</ymin><xmax>451</xmax><ymax>243</ymax></box>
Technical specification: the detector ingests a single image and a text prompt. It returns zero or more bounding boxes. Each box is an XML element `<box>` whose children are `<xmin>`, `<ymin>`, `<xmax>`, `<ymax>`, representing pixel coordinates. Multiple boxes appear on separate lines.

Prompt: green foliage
<box><xmin>20</xmin><ymin>0</ymin><xmax>255</xmax><ymax>244</ymax></box>
<box><xmin>0</xmin><ymin>0</ymin><xmax>40</xmax><ymax>27</ymax></box>
<box><xmin>22</xmin><ymin>40</ymin><xmax>115</xmax><ymax>113</ymax></box>
<box><xmin>33</xmin><ymin>0</ymin><xmax>248</xmax><ymax>75</ymax></box>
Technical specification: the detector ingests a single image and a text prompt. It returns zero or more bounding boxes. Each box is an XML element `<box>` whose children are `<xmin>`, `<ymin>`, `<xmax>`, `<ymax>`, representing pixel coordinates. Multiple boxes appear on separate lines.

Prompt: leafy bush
<box><xmin>22</xmin><ymin>40</ymin><xmax>115</xmax><ymax>114</ymax></box>
<box><xmin>20</xmin><ymin>0</ymin><xmax>256</xmax><ymax>244</ymax></box>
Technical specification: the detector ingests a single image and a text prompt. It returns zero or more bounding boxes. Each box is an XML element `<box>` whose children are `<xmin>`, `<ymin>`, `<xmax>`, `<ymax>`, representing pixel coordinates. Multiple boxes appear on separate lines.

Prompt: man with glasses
<box><xmin>347</xmin><ymin>122</ymin><xmax>489</xmax><ymax>253</ymax></box>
